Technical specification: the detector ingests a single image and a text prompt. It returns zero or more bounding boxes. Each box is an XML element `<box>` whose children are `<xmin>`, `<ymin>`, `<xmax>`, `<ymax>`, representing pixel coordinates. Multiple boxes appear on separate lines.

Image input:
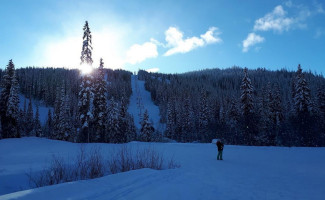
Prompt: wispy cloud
<box><xmin>243</xmin><ymin>1</ymin><xmax>324</xmax><ymax>53</ymax></box>
<box><xmin>164</xmin><ymin>27</ymin><xmax>222</xmax><ymax>56</ymax></box>
<box><xmin>254</xmin><ymin>5</ymin><xmax>294</xmax><ymax>32</ymax></box>
<box><xmin>242</xmin><ymin>33</ymin><xmax>265</xmax><ymax>52</ymax></box>
<box><xmin>126</xmin><ymin>41</ymin><xmax>158</xmax><ymax>64</ymax></box>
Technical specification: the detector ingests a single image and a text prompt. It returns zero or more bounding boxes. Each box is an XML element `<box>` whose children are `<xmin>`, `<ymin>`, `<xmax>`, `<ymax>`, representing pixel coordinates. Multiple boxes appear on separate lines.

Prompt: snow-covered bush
<box><xmin>27</xmin><ymin>144</ymin><xmax>180</xmax><ymax>188</ymax></box>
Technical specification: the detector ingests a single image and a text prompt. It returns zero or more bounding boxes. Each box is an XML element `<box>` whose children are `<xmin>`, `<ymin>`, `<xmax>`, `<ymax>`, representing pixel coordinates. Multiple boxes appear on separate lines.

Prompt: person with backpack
<box><xmin>216</xmin><ymin>139</ymin><xmax>224</xmax><ymax>160</ymax></box>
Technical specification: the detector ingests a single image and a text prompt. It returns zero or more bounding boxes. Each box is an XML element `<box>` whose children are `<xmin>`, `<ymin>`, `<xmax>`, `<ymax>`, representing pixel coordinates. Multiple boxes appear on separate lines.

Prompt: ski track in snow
<box><xmin>128</xmin><ymin>75</ymin><xmax>165</xmax><ymax>132</ymax></box>
<box><xmin>1</xmin><ymin>138</ymin><xmax>325</xmax><ymax>200</ymax></box>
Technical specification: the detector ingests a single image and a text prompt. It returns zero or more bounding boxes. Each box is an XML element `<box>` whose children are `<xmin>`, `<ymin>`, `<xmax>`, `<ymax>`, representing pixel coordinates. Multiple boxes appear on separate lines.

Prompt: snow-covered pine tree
<box><xmin>78</xmin><ymin>20</ymin><xmax>94</xmax><ymax>143</ymax></box>
<box><xmin>45</xmin><ymin>109</ymin><xmax>53</xmax><ymax>138</ymax></box>
<box><xmin>0</xmin><ymin>60</ymin><xmax>16</xmax><ymax>138</ymax></box>
<box><xmin>166</xmin><ymin>98</ymin><xmax>176</xmax><ymax>140</ymax></box>
<box><xmin>34</xmin><ymin>105</ymin><xmax>42</xmax><ymax>137</ymax></box>
<box><xmin>140</xmin><ymin>110</ymin><xmax>154</xmax><ymax>142</ymax></box>
<box><xmin>317</xmin><ymin>86</ymin><xmax>325</xmax><ymax>119</ymax></box>
<box><xmin>19</xmin><ymin>99</ymin><xmax>27</xmax><ymax>136</ymax></box>
<box><xmin>107</xmin><ymin>98</ymin><xmax>120</xmax><ymax>143</ymax></box>
<box><xmin>199</xmin><ymin>90</ymin><xmax>209</xmax><ymax>142</ymax></box>
<box><xmin>240</xmin><ymin>68</ymin><xmax>256</xmax><ymax>145</ymax></box>
<box><xmin>58</xmin><ymin>85</ymin><xmax>71</xmax><ymax>141</ymax></box>
<box><xmin>93</xmin><ymin>58</ymin><xmax>108</xmax><ymax>142</ymax></box>
<box><xmin>293</xmin><ymin>65</ymin><xmax>312</xmax><ymax>114</ymax></box>
<box><xmin>292</xmin><ymin>65</ymin><xmax>314</xmax><ymax>146</ymax></box>
<box><xmin>181</xmin><ymin>96</ymin><xmax>194</xmax><ymax>142</ymax></box>
<box><xmin>52</xmin><ymin>85</ymin><xmax>61</xmax><ymax>139</ymax></box>
<box><xmin>117</xmin><ymin>100</ymin><xmax>128</xmax><ymax>143</ymax></box>
<box><xmin>227</xmin><ymin>97</ymin><xmax>239</xmax><ymax>144</ymax></box>
<box><xmin>80</xmin><ymin>21</ymin><xmax>93</xmax><ymax>65</ymax></box>
<box><xmin>26</xmin><ymin>98</ymin><xmax>34</xmax><ymax>136</ymax></box>
<box><xmin>6</xmin><ymin>70</ymin><xmax>20</xmax><ymax>138</ymax></box>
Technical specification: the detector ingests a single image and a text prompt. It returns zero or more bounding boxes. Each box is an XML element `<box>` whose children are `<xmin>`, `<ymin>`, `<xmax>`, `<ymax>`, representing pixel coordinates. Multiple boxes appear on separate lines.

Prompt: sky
<box><xmin>0</xmin><ymin>0</ymin><xmax>325</xmax><ymax>74</ymax></box>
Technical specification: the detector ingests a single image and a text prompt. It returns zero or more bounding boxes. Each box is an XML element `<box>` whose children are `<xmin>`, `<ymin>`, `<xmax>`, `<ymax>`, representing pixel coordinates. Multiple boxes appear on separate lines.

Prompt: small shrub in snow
<box><xmin>27</xmin><ymin>144</ymin><xmax>180</xmax><ymax>188</ymax></box>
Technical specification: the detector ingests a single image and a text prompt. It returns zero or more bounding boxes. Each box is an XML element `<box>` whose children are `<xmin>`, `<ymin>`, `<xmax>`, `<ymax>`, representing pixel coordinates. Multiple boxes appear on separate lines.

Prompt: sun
<box><xmin>79</xmin><ymin>64</ymin><xmax>93</xmax><ymax>74</ymax></box>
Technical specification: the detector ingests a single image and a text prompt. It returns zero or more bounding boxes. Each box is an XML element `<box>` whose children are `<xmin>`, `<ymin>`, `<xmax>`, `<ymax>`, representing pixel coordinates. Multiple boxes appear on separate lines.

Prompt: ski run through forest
<box><xmin>1</xmin><ymin>21</ymin><xmax>325</xmax><ymax>199</ymax></box>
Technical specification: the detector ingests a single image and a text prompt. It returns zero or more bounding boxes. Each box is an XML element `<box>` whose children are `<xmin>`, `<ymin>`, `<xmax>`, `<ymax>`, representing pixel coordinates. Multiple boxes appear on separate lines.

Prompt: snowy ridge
<box><xmin>128</xmin><ymin>75</ymin><xmax>165</xmax><ymax>132</ymax></box>
<box><xmin>1</xmin><ymin>138</ymin><xmax>325</xmax><ymax>199</ymax></box>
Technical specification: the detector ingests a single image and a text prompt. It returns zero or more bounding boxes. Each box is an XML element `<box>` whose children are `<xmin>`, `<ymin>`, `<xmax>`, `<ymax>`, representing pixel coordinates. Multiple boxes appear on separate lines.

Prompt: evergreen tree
<box><xmin>93</xmin><ymin>58</ymin><xmax>108</xmax><ymax>142</ymax></box>
<box><xmin>140</xmin><ymin>110</ymin><xmax>154</xmax><ymax>142</ymax></box>
<box><xmin>58</xmin><ymin>85</ymin><xmax>71</xmax><ymax>141</ymax></box>
<box><xmin>292</xmin><ymin>65</ymin><xmax>314</xmax><ymax>146</ymax></box>
<box><xmin>6</xmin><ymin>71</ymin><xmax>20</xmax><ymax>138</ymax></box>
<box><xmin>45</xmin><ymin>109</ymin><xmax>54</xmax><ymax>138</ymax></box>
<box><xmin>240</xmin><ymin>68</ymin><xmax>256</xmax><ymax>145</ymax></box>
<box><xmin>34</xmin><ymin>105</ymin><xmax>42</xmax><ymax>137</ymax></box>
<box><xmin>293</xmin><ymin>65</ymin><xmax>312</xmax><ymax>114</ymax></box>
<box><xmin>166</xmin><ymin>99</ymin><xmax>176</xmax><ymax>140</ymax></box>
<box><xmin>0</xmin><ymin>60</ymin><xmax>16</xmax><ymax>138</ymax></box>
<box><xmin>181</xmin><ymin>96</ymin><xmax>194</xmax><ymax>142</ymax></box>
<box><xmin>80</xmin><ymin>21</ymin><xmax>93</xmax><ymax>65</ymax></box>
<box><xmin>107</xmin><ymin>98</ymin><xmax>120</xmax><ymax>143</ymax></box>
<box><xmin>78</xmin><ymin>21</ymin><xmax>94</xmax><ymax>143</ymax></box>
<box><xmin>26</xmin><ymin>98</ymin><xmax>34</xmax><ymax>136</ymax></box>
<box><xmin>198</xmin><ymin>90</ymin><xmax>209</xmax><ymax>142</ymax></box>
<box><xmin>227</xmin><ymin>97</ymin><xmax>239</xmax><ymax>144</ymax></box>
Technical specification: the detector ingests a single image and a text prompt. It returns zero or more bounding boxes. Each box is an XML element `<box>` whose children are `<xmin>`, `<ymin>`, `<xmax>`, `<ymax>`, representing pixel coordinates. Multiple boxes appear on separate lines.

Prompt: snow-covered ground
<box><xmin>1</xmin><ymin>137</ymin><xmax>325</xmax><ymax>200</ymax></box>
<box><xmin>128</xmin><ymin>75</ymin><xmax>165</xmax><ymax>132</ymax></box>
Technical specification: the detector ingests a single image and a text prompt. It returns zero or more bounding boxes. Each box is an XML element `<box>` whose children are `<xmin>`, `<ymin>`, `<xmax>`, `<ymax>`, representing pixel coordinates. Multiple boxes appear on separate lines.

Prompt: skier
<box><xmin>216</xmin><ymin>139</ymin><xmax>224</xmax><ymax>160</ymax></box>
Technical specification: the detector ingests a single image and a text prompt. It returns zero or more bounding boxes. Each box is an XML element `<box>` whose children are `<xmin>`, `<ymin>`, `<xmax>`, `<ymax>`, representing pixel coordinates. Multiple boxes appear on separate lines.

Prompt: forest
<box><xmin>1</xmin><ymin>21</ymin><xmax>324</xmax><ymax>147</ymax></box>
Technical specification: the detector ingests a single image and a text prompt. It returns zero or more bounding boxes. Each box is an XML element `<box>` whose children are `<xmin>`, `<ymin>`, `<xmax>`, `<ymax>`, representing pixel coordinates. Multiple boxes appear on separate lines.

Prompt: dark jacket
<box><xmin>216</xmin><ymin>141</ymin><xmax>224</xmax><ymax>151</ymax></box>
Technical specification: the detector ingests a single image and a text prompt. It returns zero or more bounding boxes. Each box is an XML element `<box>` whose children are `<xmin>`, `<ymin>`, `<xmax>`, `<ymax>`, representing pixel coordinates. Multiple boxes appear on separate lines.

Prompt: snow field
<box><xmin>1</xmin><ymin>138</ymin><xmax>325</xmax><ymax>200</ymax></box>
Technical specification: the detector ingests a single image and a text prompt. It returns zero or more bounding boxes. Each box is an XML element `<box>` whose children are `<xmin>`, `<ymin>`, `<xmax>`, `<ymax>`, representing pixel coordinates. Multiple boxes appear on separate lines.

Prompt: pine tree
<box><xmin>240</xmin><ymin>68</ymin><xmax>256</xmax><ymax>145</ymax></box>
<box><xmin>198</xmin><ymin>90</ymin><xmax>209</xmax><ymax>142</ymax></box>
<box><xmin>53</xmin><ymin>85</ymin><xmax>61</xmax><ymax>139</ymax></box>
<box><xmin>93</xmin><ymin>58</ymin><xmax>108</xmax><ymax>142</ymax></box>
<box><xmin>34</xmin><ymin>105</ymin><xmax>42</xmax><ymax>137</ymax></box>
<box><xmin>294</xmin><ymin>65</ymin><xmax>312</xmax><ymax>114</ymax></box>
<box><xmin>140</xmin><ymin>110</ymin><xmax>154</xmax><ymax>142</ymax></box>
<box><xmin>107</xmin><ymin>98</ymin><xmax>120</xmax><ymax>143</ymax></box>
<box><xmin>166</xmin><ymin>99</ymin><xmax>176</xmax><ymax>140</ymax></box>
<box><xmin>78</xmin><ymin>21</ymin><xmax>94</xmax><ymax>143</ymax></box>
<box><xmin>6</xmin><ymin>71</ymin><xmax>20</xmax><ymax>138</ymax></box>
<box><xmin>26</xmin><ymin>98</ymin><xmax>34</xmax><ymax>136</ymax></box>
<box><xmin>181</xmin><ymin>96</ymin><xmax>194</xmax><ymax>142</ymax></box>
<box><xmin>0</xmin><ymin>60</ymin><xmax>16</xmax><ymax>138</ymax></box>
<box><xmin>292</xmin><ymin>65</ymin><xmax>313</xmax><ymax>146</ymax></box>
<box><xmin>45</xmin><ymin>109</ymin><xmax>54</xmax><ymax>138</ymax></box>
<box><xmin>80</xmin><ymin>21</ymin><xmax>93</xmax><ymax>65</ymax></box>
<box><xmin>58</xmin><ymin>85</ymin><xmax>71</xmax><ymax>141</ymax></box>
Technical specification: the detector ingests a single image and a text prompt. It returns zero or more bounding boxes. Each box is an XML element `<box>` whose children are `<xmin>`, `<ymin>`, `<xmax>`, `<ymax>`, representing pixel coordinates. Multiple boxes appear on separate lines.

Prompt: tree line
<box><xmin>138</xmin><ymin>65</ymin><xmax>325</xmax><ymax>146</ymax></box>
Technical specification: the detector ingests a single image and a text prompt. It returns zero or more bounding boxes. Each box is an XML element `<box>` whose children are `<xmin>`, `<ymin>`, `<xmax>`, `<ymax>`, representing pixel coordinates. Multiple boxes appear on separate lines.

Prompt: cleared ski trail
<box><xmin>128</xmin><ymin>75</ymin><xmax>165</xmax><ymax>132</ymax></box>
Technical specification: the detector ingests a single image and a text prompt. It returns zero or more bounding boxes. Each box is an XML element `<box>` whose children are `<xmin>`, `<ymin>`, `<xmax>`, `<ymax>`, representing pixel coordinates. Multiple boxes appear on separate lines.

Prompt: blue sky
<box><xmin>0</xmin><ymin>0</ymin><xmax>325</xmax><ymax>74</ymax></box>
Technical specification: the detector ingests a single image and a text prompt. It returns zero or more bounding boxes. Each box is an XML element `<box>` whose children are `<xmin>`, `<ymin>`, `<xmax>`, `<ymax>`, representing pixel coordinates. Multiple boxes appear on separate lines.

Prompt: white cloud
<box><xmin>164</xmin><ymin>26</ymin><xmax>222</xmax><ymax>56</ymax></box>
<box><xmin>201</xmin><ymin>27</ymin><xmax>222</xmax><ymax>44</ymax></box>
<box><xmin>126</xmin><ymin>42</ymin><xmax>158</xmax><ymax>65</ymax></box>
<box><xmin>242</xmin><ymin>33</ymin><xmax>265</xmax><ymax>52</ymax></box>
<box><xmin>254</xmin><ymin>5</ymin><xmax>294</xmax><ymax>32</ymax></box>
<box><xmin>146</xmin><ymin>67</ymin><xmax>160</xmax><ymax>73</ymax></box>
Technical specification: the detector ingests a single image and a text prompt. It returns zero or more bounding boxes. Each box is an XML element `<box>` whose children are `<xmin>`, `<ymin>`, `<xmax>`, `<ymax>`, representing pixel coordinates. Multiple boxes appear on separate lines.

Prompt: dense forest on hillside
<box><xmin>1</xmin><ymin>20</ymin><xmax>324</xmax><ymax>147</ymax></box>
<box><xmin>138</xmin><ymin>66</ymin><xmax>325</xmax><ymax>146</ymax></box>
